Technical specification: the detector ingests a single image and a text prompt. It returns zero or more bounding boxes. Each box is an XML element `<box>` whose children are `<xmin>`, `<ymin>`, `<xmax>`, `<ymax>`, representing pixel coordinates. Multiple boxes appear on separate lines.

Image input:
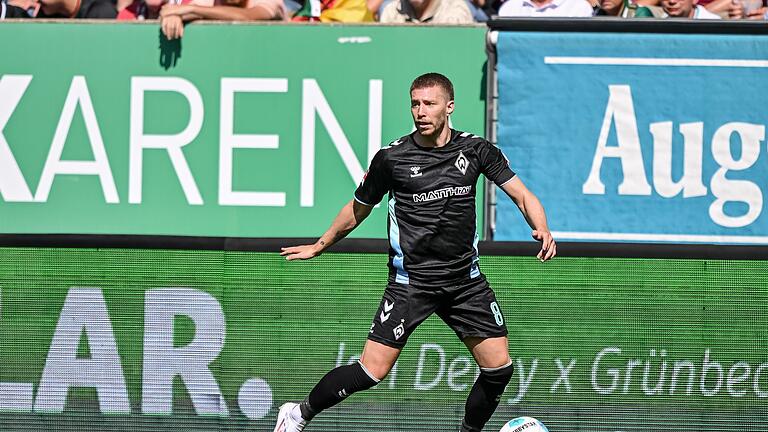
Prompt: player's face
<box><xmin>410</xmin><ymin>85</ymin><xmax>454</xmax><ymax>137</ymax></box>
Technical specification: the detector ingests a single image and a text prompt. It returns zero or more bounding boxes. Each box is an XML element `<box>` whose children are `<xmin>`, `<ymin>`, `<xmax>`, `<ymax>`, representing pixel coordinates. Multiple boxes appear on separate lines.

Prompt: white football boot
<box><xmin>273</xmin><ymin>402</ymin><xmax>307</xmax><ymax>432</ymax></box>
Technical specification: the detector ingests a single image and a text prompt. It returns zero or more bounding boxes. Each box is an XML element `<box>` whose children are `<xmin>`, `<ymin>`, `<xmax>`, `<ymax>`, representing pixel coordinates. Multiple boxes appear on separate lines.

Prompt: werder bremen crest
<box><xmin>455</xmin><ymin>151</ymin><xmax>469</xmax><ymax>175</ymax></box>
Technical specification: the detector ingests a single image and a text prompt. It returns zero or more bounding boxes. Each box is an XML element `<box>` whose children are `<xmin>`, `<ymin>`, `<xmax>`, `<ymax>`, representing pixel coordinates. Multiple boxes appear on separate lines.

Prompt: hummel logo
<box><xmin>410</xmin><ymin>166</ymin><xmax>423</xmax><ymax>177</ymax></box>
<box><xmin>455</xmin><ymin>151</ymin><xmax>469</xmax><ymax>175</ymax></box>
<box><xmin>380</xmin><ymin>300</ymin><xmax>394</xmax><ymax>323</ymax></box>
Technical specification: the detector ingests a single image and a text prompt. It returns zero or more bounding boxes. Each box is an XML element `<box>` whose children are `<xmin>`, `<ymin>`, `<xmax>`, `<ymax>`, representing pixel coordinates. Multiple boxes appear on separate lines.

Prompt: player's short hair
<box><xmin>410</xmin><ymin>73</ymin><xmax>454</xmax><ymax>101</ymax></box>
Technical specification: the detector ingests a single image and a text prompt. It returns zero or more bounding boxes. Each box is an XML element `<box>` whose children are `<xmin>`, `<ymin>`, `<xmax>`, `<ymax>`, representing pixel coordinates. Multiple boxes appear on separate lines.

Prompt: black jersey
<box><xmin>354</xmin><ymin>129</ymin><xmax>516</xmax><ymax>287</ymax></box>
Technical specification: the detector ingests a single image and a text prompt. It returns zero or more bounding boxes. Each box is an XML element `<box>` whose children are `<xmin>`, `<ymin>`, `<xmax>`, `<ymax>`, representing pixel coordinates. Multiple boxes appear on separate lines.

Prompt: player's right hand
<box><xmin>531</xmin><ymin>229</ymin><xmax>556</xmax><ymax>262</ymax></box>
<box><xmin>280</xmin><ymin>244</ymin><xmax>321</xmax><ymax>261</ymax></box>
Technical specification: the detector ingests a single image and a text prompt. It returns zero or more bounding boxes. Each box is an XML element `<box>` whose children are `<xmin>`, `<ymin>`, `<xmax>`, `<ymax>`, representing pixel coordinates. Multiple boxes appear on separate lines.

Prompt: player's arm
<box><xmin>282</xmin><ymin>146</ymin><xmax>389</xmax><ymax>261</ymax></box>
<box><xmin>280</xmin><ymin>199</ymin><xmax>374</xmax><ymax>261</ymax></box>
<box><xmin>500</xmin><ymin>177</ymin><xmax>556</xmax><ymax>262</ymax></box>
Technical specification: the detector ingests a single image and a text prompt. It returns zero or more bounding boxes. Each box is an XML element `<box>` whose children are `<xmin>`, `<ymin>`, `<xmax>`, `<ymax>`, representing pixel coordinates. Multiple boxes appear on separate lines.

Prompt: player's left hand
<box><xmin>531</xmin><ymin>230</ymin><xmax>556</xmax><ymax>262</ymax></box>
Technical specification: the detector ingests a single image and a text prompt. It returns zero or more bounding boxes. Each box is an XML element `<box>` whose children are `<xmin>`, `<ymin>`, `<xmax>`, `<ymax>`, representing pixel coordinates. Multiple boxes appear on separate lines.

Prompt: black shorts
<box><xmin>367</xmin><ymin>276</ymin><xmax>508</xmax><ymax>348</ymax></box>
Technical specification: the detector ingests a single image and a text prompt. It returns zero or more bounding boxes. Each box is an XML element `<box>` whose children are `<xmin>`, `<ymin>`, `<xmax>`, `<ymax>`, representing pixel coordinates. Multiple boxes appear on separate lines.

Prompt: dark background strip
<box><xmin>1</xmin><ymin>234</ymin><xmax>766</xmax><ymax>259</ymax></box>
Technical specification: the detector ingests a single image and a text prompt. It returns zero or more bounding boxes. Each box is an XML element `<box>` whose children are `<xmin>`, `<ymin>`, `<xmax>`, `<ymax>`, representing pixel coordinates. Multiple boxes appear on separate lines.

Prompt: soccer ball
<box><xmin>499</xmin><ymin>417</ymin><xmax>550</xmax><ymax>432</ymax></box>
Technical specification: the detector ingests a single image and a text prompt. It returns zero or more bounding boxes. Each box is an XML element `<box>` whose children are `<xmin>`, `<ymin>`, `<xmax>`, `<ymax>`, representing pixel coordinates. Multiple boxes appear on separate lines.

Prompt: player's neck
<box><xmin>414</xmin><ymin>125</ymin><xmax>452</xmax><ymax>148</ymax></box>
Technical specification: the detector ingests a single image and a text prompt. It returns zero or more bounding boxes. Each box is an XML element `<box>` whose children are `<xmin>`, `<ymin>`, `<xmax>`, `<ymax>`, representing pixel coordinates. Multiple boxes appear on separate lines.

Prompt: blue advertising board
<box><xmin>495</xmin><ymin>31</ymin><xmax>768</xmax><ymax>244</ymax></box>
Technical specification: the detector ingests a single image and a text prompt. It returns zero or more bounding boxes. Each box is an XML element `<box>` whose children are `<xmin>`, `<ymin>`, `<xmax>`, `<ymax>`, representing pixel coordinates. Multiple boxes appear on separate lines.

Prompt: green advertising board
<box><xmin>0</xmin><ymin>22</ymin><xmax>487</xmax><ymax>238</ymax></box>
<box><xmin>0</xmin><ymin>247</ymin><xmax>766</xmax><ymax>431</ymax></box>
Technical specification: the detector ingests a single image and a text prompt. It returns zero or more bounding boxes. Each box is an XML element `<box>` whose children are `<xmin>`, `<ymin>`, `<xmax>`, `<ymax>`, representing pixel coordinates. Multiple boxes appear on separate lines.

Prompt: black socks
<box><xmin>300</xmin><ymin>361</ymin><xmax>380</xmax><ymax>420</ymax></box>
<box><xmin>297</xmin><ymin>358</ymin><xmax>512</xmax><ymax>432</ymax></box>
<box><xmin>461</xmin><ymin>361</ymin><xmax>514</xmax><ymax>432</ymax></box>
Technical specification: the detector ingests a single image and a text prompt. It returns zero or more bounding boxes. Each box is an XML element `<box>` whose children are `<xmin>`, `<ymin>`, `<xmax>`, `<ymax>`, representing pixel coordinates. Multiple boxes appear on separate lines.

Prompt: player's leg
<box><xmin>437</xmin><ymin>277</ymin><xmax>512</xmax><ymax>432</ymax></box>
<box><xmin>275</xmin><ymin>282</ymin><xmax>434</xmax><ymax>432</ymax></box>
<box><xmin>461</xmin><ymin>336</ymin><xmax>513</xmax><ymax>432</ymax></box>
<box><xmin>360</xmin><ymin>339</ymin><xmax>402</xmax><ymax>378</ymax></box>
<box><xmin>273</xmin><ymin>341</ymin><xmax>399</xmax><ymax>432</ymax></box>
<box><xmin>303</xmin><ymin>339</ymin><xmax>401</xmax><ymax>419</ymax></box>
<box><xmin>465</xmin><ymin>335</ymin><xmax>511</xmax><ymax>368</ymax></box>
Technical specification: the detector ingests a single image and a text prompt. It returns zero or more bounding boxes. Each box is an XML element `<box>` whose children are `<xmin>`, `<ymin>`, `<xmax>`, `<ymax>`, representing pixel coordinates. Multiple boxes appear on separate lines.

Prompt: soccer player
<box><xmin>276</xmin><ymin>72</ymin><xmax>556</xmax><ymax>432</ymax></box>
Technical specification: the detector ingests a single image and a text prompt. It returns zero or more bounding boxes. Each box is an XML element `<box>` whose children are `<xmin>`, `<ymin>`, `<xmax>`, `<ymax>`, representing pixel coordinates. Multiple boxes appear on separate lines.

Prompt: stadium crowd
<box><xmin>1</xmin><ymin>0</ymin><xmax>766</xmax><ymax>35</ymax></box>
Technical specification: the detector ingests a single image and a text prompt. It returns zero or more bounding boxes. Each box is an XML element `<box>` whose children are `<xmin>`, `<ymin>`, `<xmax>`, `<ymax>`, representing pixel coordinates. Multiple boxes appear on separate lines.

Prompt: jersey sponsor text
<box><xmin>413</xmin><ymin>185</ymin><xmax>472</xmax><ymax>203</ymax></box>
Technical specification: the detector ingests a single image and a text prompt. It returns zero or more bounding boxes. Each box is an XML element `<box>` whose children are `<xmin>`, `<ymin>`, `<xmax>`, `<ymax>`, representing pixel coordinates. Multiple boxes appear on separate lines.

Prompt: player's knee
<box><xmin>479</xmin><ymin>360</ymin><xmax>514</xmax><ymax>388</ymax></box>
<box><xmin>355</xmin><ymin>361</ymin><xmax>382</xmax><ymax>390</ymax></box>
<box><xmin>359</xmin><ymin>357</ymin><xmax>396</xmax><ymax>381</ymax></box>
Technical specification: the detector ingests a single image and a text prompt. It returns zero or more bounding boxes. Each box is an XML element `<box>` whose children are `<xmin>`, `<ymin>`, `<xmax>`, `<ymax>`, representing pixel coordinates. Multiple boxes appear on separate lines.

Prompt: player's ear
<box><xmin>446</xmin><ymin>100</ymin><xmax>455</xmax><ymax>115</ymax></box>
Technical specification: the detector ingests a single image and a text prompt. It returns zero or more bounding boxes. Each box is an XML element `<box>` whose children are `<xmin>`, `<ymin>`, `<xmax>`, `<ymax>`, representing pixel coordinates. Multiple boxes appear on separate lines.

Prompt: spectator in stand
<box><xmin>158</xmin><ymin>0</ymin><xmax>285</xmax><ymax>39</ymax></box>
<box><xmin>379</xmin><ymin>0</ymin><xmax>473</xmax><ymax>22</ymax></box>
<box><xmin>20</xmin><ymin>0</ymin><xmax>116</xmax><ymax>17</ymax></box>
<box><xmin>595</xmin><ymin>0</ymin><xmax>625</xmax><ymax>15</ymax></box>
<box><xmin>291</xmin><ymin>0</ymin><xmax>373</xmax><ymax>21</ymax></box>
<box><xmin>498</xmin><ymin>0</ymin><xmax>593</xmax><ymax>16</ymax></box>
<box><xmin>596</xmin><ymin>0</ymin><xmax>664</xmax><ymax>15</ymax></box>
<box><xmin>118</xmin><ymin>0</ymin><xmax>186</xmax><ymax>20</ymax></box>
<box><xmin>367</xmin><ymin>0</ymin><xmax>383</xmax><ymax>14</ymax></box>
<box><xmin>467</xmin><ymin>0</ymin><xmax>489</xmax><ymax>20</ymax></box>
<box><xmin>2</xmin><ymin>0</ymin><xmax>38</xmax><ymax>16</ymax></box>
<box><xmin>635</xmin><ymin>0</ymin><xmax>720</xmax><ymax>16</ymax></box>
<box><xmin>735</xmin><ymin>0</ymin><xmax>767</xmax><ymax>18</ymax></box>
<box><xmin>373</xmin><ymin>0</ymin><xmax>487</xmax><ymax>20</ymax></box>
<box><xmin>706</xmin><ymin>0</ymin><xmax>765</xmax><ymax>18</ymax></box>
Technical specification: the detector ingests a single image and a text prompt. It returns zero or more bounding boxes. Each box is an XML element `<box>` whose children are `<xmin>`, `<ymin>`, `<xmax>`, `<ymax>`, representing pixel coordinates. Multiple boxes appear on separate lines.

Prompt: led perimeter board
<box><xmin>0</xmin><ymin>246</ymin><xmax>766</xmax><ymax>432</ymax></box>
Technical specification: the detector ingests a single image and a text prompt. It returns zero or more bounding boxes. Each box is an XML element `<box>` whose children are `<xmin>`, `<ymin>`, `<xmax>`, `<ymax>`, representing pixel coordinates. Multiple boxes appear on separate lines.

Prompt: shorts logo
<box><xmin>455</xmin><ymin>151</ymin><xmax>469</xmax><ymax>175</ymax></box>
<box><xmin>393</xmin><ymin>320</ymin><xmax>405</xmax><ymax>340</ymax></box>
<box><xmin>380</xmin><ymin>300</ymin><xmax>394</xmax><ymax>323</ymax></box>
<box><xmin>369</xmin><ymin>322</ymin><xmax>375</xmax><ymax>334</ymax></box>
